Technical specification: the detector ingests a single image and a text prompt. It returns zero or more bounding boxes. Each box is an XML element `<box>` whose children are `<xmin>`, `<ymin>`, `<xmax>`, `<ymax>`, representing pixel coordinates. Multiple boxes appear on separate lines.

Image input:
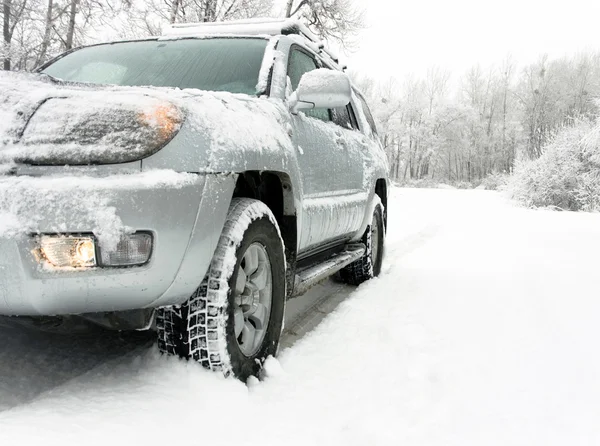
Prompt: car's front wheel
<box><xmin>156</xmin><ymin>198</ymin><xmax>286</xmax><ymax>381</ymax></box>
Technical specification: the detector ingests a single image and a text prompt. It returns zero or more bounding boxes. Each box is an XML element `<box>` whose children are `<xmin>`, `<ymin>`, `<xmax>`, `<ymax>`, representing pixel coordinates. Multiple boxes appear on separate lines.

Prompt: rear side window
<box><xmin>287</xmin><ymin>49</ymin><xmax>330</xmax><ymax>122</ymax></box>
<box><xmin>357</xmin><ymin>94</ymin><xmax>378</xmax><ymax>136</ymax></box>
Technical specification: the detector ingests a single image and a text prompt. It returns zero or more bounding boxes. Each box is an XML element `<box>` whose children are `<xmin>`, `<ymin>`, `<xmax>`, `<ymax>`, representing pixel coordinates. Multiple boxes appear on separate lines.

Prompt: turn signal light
<box><xmin>100</xmin><ymin>233</ymin><xmax>152</xmax><ymax>267</ymax></box>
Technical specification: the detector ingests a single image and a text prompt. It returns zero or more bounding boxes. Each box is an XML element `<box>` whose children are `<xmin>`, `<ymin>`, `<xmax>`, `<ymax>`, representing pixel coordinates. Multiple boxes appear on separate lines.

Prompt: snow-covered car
<box><xmin>0</xmin><ymin>19</ymin><xmax>388</xmax><ymax>381</ymax></box>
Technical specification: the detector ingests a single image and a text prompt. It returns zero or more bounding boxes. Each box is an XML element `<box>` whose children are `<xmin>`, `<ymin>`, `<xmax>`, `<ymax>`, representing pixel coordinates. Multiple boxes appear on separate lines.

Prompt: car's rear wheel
<box><xmin>156</xmin><ymin>198</ymin><xmax>286</xmax><ymax>382</ymax></box>
<box><xmin>339</xmin><ymin>197</ymin><xmax>385</xmax><ymax>285</ymax></box>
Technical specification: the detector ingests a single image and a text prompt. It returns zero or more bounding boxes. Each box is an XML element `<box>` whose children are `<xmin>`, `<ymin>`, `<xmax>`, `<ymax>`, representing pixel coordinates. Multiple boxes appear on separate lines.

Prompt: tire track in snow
<box><xmin>384</xmin><ymin>224</ymin><xmax>441</xmax><ymax>265</ymax></box>
<box><xmin>282</xmin><ymin>224</ymin><xmax>442</xmax><ymax>349</ymax></box>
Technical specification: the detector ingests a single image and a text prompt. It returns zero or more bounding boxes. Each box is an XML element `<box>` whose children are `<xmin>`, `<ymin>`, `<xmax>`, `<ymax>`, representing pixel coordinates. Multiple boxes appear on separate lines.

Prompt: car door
<box><xmin>329</xmin><ymin>98</ymin><xmax>369</xmax><ymax>216</ymax></box>
<box><xmin>286</xmin><ymin>47</ymin><xmax>367</xmax><ymax>253</ymax></box>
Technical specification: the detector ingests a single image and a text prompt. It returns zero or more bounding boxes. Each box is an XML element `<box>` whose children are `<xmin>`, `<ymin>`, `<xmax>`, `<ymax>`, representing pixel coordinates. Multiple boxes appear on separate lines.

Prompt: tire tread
<box><xmin>156</xmin><ymin>198</ymin><xmax>283</xmax><ymax>377</ymax></box>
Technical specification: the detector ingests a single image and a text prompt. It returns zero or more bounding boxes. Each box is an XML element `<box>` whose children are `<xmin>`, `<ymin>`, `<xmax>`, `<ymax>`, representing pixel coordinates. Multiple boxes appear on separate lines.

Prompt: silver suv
<box><xmin>0</xmin><ymin>19</ymin><xmax>388</xmax><ymax>381</ymax></box>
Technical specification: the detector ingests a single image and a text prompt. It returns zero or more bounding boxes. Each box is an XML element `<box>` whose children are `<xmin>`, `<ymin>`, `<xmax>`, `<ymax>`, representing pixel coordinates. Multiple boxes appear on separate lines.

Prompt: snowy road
<box><xmin>2</xmin><ymin>188</ymin><xmax>600</xmax><ymax>445</ymax></box>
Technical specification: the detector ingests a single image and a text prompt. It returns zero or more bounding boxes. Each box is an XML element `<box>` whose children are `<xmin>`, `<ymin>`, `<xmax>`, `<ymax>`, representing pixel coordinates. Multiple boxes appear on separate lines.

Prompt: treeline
<box><xmin>354</xmin><ymin>53</ymin><xmax>600</xmax><ymax>185</ymax></box>
<box><xmin>1</xmin><ymin>0</ymin><xmax>362</xmax><ymax>71</ymax></box>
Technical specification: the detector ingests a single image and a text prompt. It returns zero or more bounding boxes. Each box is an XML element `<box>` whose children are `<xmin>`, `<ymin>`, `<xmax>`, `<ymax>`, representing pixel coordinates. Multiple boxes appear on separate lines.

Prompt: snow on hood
<box><xmin>0</xmin><ymin>70</ymin><xmax>292</xmax><ymax>167</ymax></box>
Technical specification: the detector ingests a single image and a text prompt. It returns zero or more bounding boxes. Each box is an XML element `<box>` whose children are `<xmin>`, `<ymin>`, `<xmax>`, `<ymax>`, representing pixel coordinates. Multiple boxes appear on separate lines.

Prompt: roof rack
<box><xmin>161</xmin><ymin>18</ymin><xmax>342</xmax><ymax>67</ymax></box>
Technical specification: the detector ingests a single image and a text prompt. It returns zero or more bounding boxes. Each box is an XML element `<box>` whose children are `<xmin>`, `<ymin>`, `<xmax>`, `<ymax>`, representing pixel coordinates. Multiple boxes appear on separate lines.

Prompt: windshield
<box><xmin>42</xmin><ymin>38</ymin><xmax>268</xmax><ymax>95</ymax></box>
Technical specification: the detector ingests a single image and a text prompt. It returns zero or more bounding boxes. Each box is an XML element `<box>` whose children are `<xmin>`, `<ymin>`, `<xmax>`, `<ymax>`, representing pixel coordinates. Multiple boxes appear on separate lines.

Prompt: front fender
<box><xmin>149</xmin><ymin>173</ymin><xmax>238</xmax><ymax>307</ymax></box>
<box><xmin>142</xmin><ymin>95</ymin><xmax>297</xmax><ymax>175</ymax></box>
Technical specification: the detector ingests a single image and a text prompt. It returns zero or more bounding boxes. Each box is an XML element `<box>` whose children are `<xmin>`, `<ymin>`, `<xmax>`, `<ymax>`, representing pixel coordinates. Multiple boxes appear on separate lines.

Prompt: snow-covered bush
<box><xmin>399</xmin><ymin>179</ymin><xmax>476</xmax><ymax>189</ymax></box>
<box><xmin>455</xmin><ymin>181</ymin><xmax>474</xmax><ymax>189</ymax></box>
<box><xmin>507</xmin><ymin>120</ymin><xmax>600</xmax><ymax>211</ymax></box>
<box><xmin>481</xmin><ymin>173</ymin><xmax>510</xmax><ymax>190</ymax></box>
<box><xmin>399</xmin><ymin>178</ymin><xmax>440</xmax><ymax>189</ymax></box>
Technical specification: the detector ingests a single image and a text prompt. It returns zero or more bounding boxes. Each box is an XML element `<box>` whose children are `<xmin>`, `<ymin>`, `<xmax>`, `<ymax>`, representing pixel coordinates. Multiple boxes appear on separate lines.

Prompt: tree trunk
<box><xmin>169</xmin><ymin>0</ymin><xmax>180</xmax><ymax>23</ymax></box>
<box><xmin>36</xmin><ymin>0</ymin><xmax>53</xmax><ymax>67</ymax></box>
<box><xmin>286</xmin><ymin>0</ymin><xmax>309</xmax><ymax>18</ymax></box>
<box><xmin>204</xmin><ymin>0</ymin><xmax>216</xmax><ymax>22</ymax></box>
<box><xmin>65</xmin><ymin>0</ymin><xmax>78</xmax><ymax>50</ymax></box>
<box><xmin>3</xmin><ymin>0</ymin><xmax>11</xmax><ymax>70</ymax></box>
<box><xmin>284</xmin><ymin>0</ymin><xmax>294</xmax><ymax>17</ymax></box>
<box><xmin>395</xmin><ymin>140</ymin><xmax>401</xmax><ymax>180</ymax></box>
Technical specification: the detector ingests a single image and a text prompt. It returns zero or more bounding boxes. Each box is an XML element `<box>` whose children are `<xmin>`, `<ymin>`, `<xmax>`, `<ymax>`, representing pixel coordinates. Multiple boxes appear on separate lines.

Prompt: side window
<box><xmin>357</xmin><ymin>94</ymin><xmax>378</xmax><ymax>136</ymax></box>
<box><xmin>332</xmin><ymin>104</ymin><xmax>359</xmax><ymax>131</ymax></box>
<box><xmin>287</xmin><ymin>49</ymin><xmax>330</xmax><ymax>122</ymax></box>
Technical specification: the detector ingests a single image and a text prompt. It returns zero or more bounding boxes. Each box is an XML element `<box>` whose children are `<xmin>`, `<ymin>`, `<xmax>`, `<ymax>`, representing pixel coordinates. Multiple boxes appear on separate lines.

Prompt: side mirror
<box><xmin>289</xmin><ymin>69</ymin><xmax>351</xmax><ymax>114</ymax></box>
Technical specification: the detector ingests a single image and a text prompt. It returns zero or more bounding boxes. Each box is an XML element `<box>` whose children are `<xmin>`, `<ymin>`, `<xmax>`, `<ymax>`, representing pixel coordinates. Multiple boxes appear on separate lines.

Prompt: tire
<box><xmin>339</xmin><ymin>197</ymin><xmax>385</xmax><ymax>285</ymax></box>
<box><xmin>156</xmin><ymin>198</ymin><xmax>286</xmax><ymax>382</ymax></box>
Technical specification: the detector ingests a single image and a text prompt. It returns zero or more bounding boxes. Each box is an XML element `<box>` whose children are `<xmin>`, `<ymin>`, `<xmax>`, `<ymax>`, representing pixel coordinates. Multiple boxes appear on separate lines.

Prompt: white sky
<box><xmin>343</xmin><ymin>0</ymin><xmax>600</xmax><ymax>80</ymax></box>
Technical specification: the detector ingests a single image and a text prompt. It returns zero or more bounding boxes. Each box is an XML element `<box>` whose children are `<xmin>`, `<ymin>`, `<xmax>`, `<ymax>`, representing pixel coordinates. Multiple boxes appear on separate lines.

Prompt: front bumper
<box><xmin>0</xmin><ymin>171</ymin><xmax>235</xmax><ymax>316</ymax></box>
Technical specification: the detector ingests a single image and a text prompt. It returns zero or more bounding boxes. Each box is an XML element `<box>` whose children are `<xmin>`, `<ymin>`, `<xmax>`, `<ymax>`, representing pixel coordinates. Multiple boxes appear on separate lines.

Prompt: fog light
<box><xmin>39</xmin><ymin>236</ymin><xmax>97</xmax><ymax>268</ymax></box>
<box><xmin>100</xmin><ymin>233</ymin><xmax>152</xmax><ymax>266</ymax></box>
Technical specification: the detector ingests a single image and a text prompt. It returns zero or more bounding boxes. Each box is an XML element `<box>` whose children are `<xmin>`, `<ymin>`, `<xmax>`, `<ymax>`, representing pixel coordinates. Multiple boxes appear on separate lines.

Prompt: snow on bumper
<box><xmin>0</xmin><ymin>170</ymin><xmax>233</xmax><ymax>316</ymax></box>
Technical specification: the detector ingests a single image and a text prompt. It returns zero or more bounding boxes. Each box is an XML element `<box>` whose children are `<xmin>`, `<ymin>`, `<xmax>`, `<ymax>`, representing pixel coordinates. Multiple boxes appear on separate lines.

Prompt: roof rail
<box><xmin>162</xmin><ymin>18</ymin><xmax>342</xmax><ymax>67</ymax></box>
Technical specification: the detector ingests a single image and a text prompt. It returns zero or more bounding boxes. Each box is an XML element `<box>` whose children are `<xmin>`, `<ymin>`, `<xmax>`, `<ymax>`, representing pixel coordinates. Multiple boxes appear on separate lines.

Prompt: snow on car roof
<box><xmin>161</xmin><ymin>18</ymin><xmax>342</xmax><ymax>68</ymax></box>
<box><xmin>163</xmin><ymin>18</ymin><xmax>318</xmax><ymax>40</ymax></box>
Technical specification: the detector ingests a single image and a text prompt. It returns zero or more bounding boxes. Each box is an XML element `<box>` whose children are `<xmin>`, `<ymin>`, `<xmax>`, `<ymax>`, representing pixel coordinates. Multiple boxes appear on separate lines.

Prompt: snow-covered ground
<box><xmin>2</xmin><ymin>187</ymin><xmax>600</xmax><ymax>445</ymax></box>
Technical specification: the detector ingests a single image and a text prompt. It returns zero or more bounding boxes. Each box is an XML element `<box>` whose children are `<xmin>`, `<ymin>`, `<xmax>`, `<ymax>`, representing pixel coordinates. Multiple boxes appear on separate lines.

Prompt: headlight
<box><xmin>39</xmin><ymin>235</ymin><xmax>97</xmax><ymax>268</ymax></box>
<box><xmin>37</xmin><ymin>233</ymin><xmax>152</xmax><ymax>268</ymax></box>
<box><xmin>12</xmin><ymin>94</ymin><xmax>184</xmax><ymax>165</ymax></box>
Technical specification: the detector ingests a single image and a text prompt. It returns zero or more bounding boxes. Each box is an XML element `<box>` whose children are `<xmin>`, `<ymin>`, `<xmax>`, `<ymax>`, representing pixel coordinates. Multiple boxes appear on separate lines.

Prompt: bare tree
<box><xmin>36</xmin><ymin>0</ymin><xmax>53</xmax><ymax>65</ymax></box>
<box><xmin>64</xmin><ymin>0</ymin><xmax>78</xmax><ymax>49</ymax></box>
<box><xmin>169</xmin><ymin>0</ymin><xmax>180</xmax><ymax>23</ymax></box>
<box><xmin>2</xmin><ymin>0</ymin><xmax>10</xmax><ymax>69</ymax></box>
<box><xmin>499</xmin><ymin>55</ymin><xmax>515</xmax><ymax>172</ymax></box>
<box><xmin>284</xmin><ymin>0</ymin><xmax>364</xmax><ymax>47</ymax></box>
<box><xmin>165</xmin><ymin>0</ymin><xmax>272</xmax><ymax>24</ymax></box>
<box><xmin>424</xmin><ymin>66</ymin><xmax>450</xmax><ymax>115</ymax></box>
<box><xmin>2</xmin><ymin>0</ymin><xmax>29</xmax><ymax>70</ymax></box>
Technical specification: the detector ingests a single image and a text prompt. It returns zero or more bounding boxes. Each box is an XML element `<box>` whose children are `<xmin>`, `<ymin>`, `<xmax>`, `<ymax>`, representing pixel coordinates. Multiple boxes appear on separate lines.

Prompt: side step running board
<box><xmin>292</xmin><ymin>244</ymin><xmax>365</xmax><ymax>297</ymax></box>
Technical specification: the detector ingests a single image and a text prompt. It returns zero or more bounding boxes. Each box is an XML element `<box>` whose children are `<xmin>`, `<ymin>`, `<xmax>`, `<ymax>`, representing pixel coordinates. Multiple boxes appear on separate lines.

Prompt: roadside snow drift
<box><xmin>1</xmin><ymin>188</ymin><xmax>600</xmax><ymax>445</ymax></box>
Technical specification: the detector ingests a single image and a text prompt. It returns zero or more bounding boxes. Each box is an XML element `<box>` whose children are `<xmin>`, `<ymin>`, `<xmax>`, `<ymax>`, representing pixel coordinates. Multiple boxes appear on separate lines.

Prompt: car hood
<box><xmin>0</xmin><ymin>71</ymin><xmax>293</xmax><ymax>169</ymax></box>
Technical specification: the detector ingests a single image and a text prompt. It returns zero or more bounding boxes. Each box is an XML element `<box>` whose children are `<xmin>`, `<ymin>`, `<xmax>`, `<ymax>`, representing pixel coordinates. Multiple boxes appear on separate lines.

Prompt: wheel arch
<box><xmin>375</xmin><ymin>178</ymin><xmax>388</xmax><ymax>230</ymax></box>
<box><xmin>232</xmin><ymin>171</ymin><xmax>298</xmax><ymax>296</ymax></box>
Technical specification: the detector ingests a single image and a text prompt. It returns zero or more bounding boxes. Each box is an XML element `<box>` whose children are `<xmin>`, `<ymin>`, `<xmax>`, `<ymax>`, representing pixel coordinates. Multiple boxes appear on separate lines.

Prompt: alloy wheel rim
<box><xmin>232</xmin><ymin>242</ymin><xmax>273</xmax><ymax>357</ymax></box>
